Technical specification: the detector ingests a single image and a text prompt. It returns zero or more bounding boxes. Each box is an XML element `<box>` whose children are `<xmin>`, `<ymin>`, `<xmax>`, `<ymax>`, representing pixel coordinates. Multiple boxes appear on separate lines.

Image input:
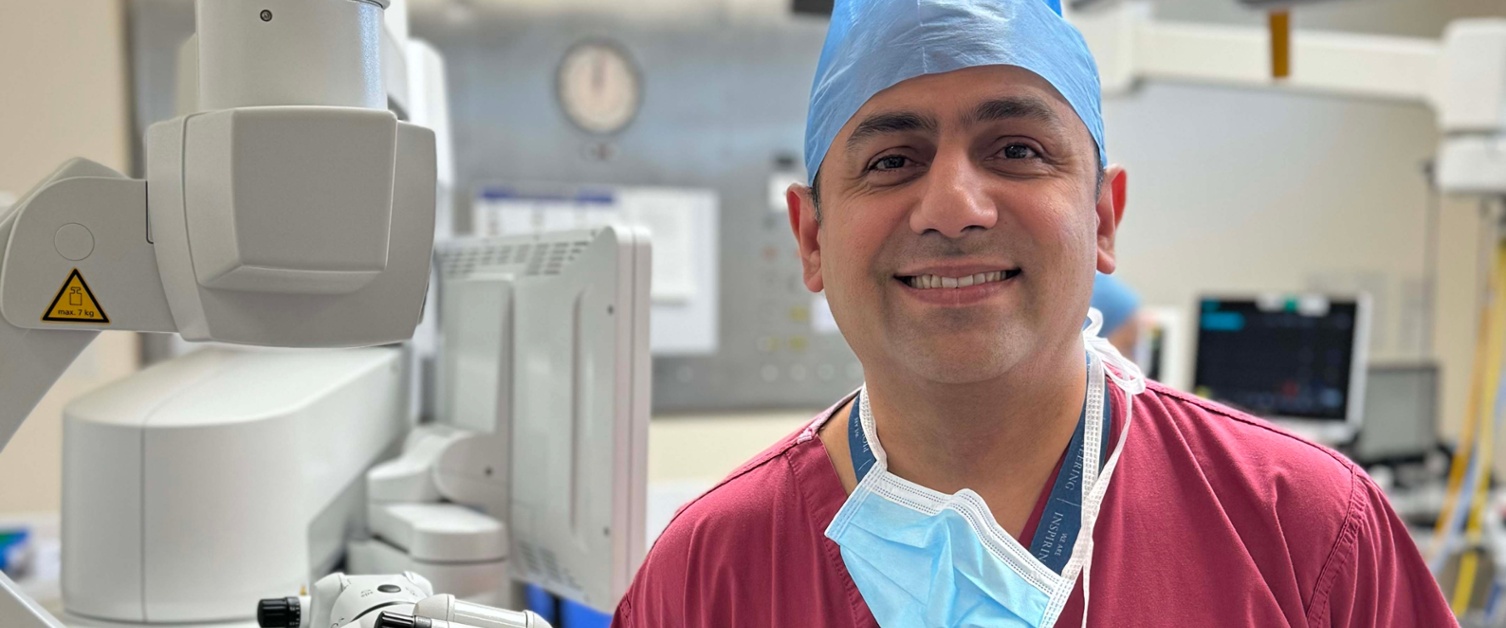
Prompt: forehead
<box><xmin>837</xmin><ymin>65</ymin><xmax>1083</xmax><ymax>141</ymax></box>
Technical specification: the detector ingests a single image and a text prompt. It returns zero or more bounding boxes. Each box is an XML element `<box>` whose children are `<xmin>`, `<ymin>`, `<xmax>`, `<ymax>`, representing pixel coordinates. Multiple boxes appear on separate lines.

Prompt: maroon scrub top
<box><xmin>614</xmin><ymin>382</ymin><xmax>1455</xmax><ymax>627</ymax></box>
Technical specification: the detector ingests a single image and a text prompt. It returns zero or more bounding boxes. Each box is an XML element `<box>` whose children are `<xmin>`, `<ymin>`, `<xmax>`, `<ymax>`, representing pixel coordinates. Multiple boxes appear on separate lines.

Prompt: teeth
<box><xmin>906</xmin><ymin>271</ymin><xmax>1016</xmax><ymax>290</ymax></box>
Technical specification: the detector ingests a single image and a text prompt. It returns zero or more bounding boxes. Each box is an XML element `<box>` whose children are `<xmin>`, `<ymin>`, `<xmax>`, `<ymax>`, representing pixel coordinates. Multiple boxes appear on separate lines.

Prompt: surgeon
<box><xmin>614</xmin><ymin>0</ymin><xmax>1453</xmax><ymax>625</ymax></box>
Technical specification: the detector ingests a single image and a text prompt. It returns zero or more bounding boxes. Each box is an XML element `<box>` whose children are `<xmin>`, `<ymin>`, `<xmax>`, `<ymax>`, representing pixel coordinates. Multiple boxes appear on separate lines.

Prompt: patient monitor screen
<box><xmin>1194</xmin><ymin>297</ymin><xmax>1362</xmax><ymax>422</ymax></box>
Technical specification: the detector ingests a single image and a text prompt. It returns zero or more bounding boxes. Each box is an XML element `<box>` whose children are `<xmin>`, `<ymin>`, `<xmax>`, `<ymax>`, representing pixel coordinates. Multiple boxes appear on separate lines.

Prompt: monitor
<box><xmin>1193</xmin><ymin>294</ymin><xmax>1371</xmax><ymax>444</ymax></box>
<box><xmin>1133</xmin><ymin>306</ymin><xmax>1190</xmax><ymax>390</ymax></box>
<box><xmin>434</xmin><ymin>225</ymin><xmax>651</xmax><ymax>612</ymax></box>
<box><xmin>1352</xmin><ymin>364</ymin><xmax>1439</xmax><ymax>463</ymax></box>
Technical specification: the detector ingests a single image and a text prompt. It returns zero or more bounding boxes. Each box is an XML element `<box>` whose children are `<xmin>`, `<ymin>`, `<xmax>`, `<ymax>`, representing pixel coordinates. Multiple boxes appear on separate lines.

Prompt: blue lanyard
<box><xmin>846</xmin><ymin>384</ymin><xmax>1111</xmax><ymax>575</ymax></box>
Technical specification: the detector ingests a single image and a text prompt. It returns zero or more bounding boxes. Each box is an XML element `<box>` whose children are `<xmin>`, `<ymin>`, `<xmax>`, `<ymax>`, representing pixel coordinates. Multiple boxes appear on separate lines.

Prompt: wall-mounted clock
<box><xmin>556</xmin><ymin>40</ymin><xmax>642</xmax><ymax>135</ymax></box>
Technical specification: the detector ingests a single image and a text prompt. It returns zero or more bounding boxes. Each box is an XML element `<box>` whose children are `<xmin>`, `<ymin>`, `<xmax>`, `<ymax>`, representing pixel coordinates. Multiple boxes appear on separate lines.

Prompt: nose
<box><xmin>910</xmin><ymin>150</ymin><xmax>998</xmax><ymax>238</ymax></box>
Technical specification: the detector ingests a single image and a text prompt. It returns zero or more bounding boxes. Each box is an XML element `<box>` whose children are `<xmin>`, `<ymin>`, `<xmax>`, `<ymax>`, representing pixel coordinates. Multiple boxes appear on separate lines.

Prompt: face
<box><xmin>787</xmin><ymin>65</ymin><xmax>1127</xmax><ymax>385</ymax></box>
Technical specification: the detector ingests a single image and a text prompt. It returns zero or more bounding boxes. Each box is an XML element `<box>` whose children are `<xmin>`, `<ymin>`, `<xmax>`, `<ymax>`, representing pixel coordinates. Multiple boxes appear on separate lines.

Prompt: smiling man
<box><xmin>613</xmin><ymin>0</ymin><xmax>1453</xmax><ymax>626</ymax></box>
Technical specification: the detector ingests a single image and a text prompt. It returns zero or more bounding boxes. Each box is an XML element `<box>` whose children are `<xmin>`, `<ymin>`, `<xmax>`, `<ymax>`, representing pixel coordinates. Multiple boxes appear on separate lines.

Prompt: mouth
<box><xmin>897</xmin><ymin>268</ymin><xmax>1022</xmax><ymax>290</ymax></box>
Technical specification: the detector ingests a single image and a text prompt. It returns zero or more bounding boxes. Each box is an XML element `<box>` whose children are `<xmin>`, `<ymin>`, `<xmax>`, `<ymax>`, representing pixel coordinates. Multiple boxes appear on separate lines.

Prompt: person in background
<box><xmin>613</xmin><ymin>0</ymin><xmax>1455</xmax><ymax>625</ymax></box>
<box><xmin>1091</xmin><ymin>272</ymin><xmax>1140</xmax><ymax>357</ymax></box>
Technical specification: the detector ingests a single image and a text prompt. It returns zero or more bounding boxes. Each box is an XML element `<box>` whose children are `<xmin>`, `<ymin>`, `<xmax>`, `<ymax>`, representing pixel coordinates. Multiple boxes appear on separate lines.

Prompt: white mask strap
<box><xmin>1084</xmin><ymin>307</ymin><xmax>1148</xmax><ymax>395</ymax></box>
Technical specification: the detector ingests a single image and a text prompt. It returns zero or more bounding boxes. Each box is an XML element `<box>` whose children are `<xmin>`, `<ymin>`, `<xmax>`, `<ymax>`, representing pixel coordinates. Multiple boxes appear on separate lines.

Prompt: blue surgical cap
<box><xmin>804</xmin><ymin>0</ymin><xmax>1105</xmax><ymax>183</ymax></box>
<box><xmin>1091</xmin><ymin>272</ymin><xmax>1140</xmax><ymax>336</ymax></box>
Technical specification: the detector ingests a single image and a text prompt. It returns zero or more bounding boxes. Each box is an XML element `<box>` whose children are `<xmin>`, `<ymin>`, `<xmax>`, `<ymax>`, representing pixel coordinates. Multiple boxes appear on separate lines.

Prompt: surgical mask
<box><xmin>826</xmin><ymin>308</ymin><xmax>1146</xmax><ymax>628</ymax></box>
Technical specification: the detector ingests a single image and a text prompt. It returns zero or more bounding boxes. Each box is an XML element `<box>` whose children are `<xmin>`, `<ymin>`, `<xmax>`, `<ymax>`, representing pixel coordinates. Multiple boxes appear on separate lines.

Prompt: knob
<box><xmin>377</xmin><ymin>611</ymin><xmax>432</xmax><ymax>628</ymax></box>
<box><xmin>257</xmin><ymin>596</ymin><xmax>300</xmax><ymax>628</ymax></box>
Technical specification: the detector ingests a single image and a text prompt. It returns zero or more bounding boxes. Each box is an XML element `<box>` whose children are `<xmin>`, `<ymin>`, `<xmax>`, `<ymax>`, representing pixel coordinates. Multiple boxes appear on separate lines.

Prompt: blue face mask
<box><xmin>826</xmin><ymin>311</ymin><xmax>1146</xmax><ymax>628</ymax></box>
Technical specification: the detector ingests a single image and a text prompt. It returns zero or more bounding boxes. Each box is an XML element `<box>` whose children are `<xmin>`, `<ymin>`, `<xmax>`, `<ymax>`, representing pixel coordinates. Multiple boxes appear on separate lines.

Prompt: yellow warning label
<box><xmin>42</xmin><ymin>269</ymin><xmax>109</xmax><ymax>324</ymax></box>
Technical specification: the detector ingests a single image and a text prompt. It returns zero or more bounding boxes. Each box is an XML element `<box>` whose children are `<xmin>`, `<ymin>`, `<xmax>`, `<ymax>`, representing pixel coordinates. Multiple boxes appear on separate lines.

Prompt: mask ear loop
<box><xmin>1079</xmin><ymin>307</ymin><xmax>1148</xmax><ymax>627</ymax></box>
<box><xmin>857</xmin><ymin>384</ymin><xmax>890</xmax><ymax>469</ymax></box>
<box><xmin>1084</xmin><ymin>308</ymin><xmax>1148</xmax><ymax>395</ymax></box>
<box><xmin>1081</xmin><ymin>537</ymin><xmax>1094</xmax><ymax>628</ymax></box>
<box><xmin>1044</xmin><ymin>351</ymin><xmax>1107</xmax><ymax>624</ymax></box>
<box><xmin>1080</xmin><ymin>390</ymin><xmax>1136</xmax><ymax>628</ymax></box>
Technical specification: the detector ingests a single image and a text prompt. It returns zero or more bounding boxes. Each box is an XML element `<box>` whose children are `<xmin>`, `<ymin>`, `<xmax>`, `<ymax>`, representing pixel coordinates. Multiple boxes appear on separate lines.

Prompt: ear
<box><xmin>787</xmin><ymin>182</ymin><xmax>824</xmax><ymax>293</ymax></box>
<box><xmin>1095</xmin><ymin>165</ymin><xmax>1128</xmax><ymax>275</ymax></box>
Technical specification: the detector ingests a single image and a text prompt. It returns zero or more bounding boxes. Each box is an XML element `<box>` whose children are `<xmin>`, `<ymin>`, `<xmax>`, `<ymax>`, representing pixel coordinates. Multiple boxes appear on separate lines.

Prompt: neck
<box><xmin>864</xmin><ymin>338</ymin><xmax>1088</xmax><ymax>531</ymax></box>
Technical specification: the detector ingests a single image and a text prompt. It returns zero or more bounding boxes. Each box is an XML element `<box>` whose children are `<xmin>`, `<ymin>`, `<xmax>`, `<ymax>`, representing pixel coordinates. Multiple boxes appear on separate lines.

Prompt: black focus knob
<box><xmin>377</xmin><ymin>611</ymin><xmax>430</xmax><ymax>628</ymax></box>
<box><xmin>257</xmin><ymin>596</ymin><xmax>301</xmax><ymax>628</ymax></box>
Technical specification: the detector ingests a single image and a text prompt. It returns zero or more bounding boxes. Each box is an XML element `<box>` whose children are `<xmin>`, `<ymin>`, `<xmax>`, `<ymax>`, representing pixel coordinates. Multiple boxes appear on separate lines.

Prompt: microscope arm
<box><xmin>0</xmin><ymin>158</ymin><xmax>181</xmax><ymax>626</ymax></box>
<box><xmin>0</xmin><ymin>211</ymin><xmax>97</xmax><ymax>454</ymax></box>
<box><xmin>0</xmin><ymin>158</ymin><xmax>181</xmax><ymax>451</ymax></box>
<box><xmin>0</xmin><ymin>208</ymin><xmax>92</xmax><ymax>624</ymax></box>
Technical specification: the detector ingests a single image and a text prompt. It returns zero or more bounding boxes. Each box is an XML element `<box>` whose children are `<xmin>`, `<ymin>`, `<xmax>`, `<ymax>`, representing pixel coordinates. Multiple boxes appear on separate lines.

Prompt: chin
<box><xmin>899</xmin><ymin>340</ymin><xmax>1028</xmax><ymax>385</ymax></box>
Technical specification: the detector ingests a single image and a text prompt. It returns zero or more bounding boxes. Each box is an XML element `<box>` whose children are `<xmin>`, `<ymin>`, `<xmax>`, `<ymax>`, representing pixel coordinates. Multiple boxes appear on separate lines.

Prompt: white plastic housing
<box><xmin>182</xmin><ymin>107</ymin><xmax>397</xmax><ymax>294</ymax></box>
<box><xmin>367</xmin><ymin>425</ymin><xmax>469</xmax><ymax>504</ymax></box>
<box><xmin>1438</xmin><ymin>20</ymin><xmax>1506</xmax><ymax>134</ymax></box>
<box><xmin>436</xmin><ymin>227</ymin><xmax>651</xmax><ymax>612</ymax></box>
<box><xmin>309</xmin><ymin>571</ymin><xmax>431</xmax><ymax>628</ymax></box>
<box><xmin>433</xmin><ymin>433</ymin><xmax>509</xmax><ymax>514</ymax></box>
<box><xmin>415</xmin><ymin>594</ymin><xmax>548</xmax><ymax>628</ymax></box>
<box><xmin>145</xmin><ymin>108</ymin><xmax>436</xmax><ymax>347</ymax></box>
<box><xmin>438</xmin><ymin>277</ymin><xmax>512</xmax><ymax>434</ymax></box>
<box><xmin>347</xmin><ymin>539</ymin><xmax>509</xmax><ymax>608</ymax></box>
<box><xmin>368</xmin><ymin>503</ymin><xmax>508</xmax><ymax>562</ymax></box>
<box><xmin>196</xmin><ymin>0</ymin><xmax>389</xmax><ymax>111</ymax></box>
<box><xmin>61</xmin><ymin>348</ymin><xmax>410</xmax><ymax>624</ymax></box>
<box><xmin>0</xmin><ymin>159</ymin><xmax>175</xmax><ymax>332</ymax></box>
<box><xmin>1438</xmin><ymin>134</ymin><xmax>1506</xmax><ymax>195</ymax></box>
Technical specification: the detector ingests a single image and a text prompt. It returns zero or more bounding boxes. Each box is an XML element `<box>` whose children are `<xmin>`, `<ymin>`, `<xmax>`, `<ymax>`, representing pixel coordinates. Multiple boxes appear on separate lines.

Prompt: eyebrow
<box><xmin>843</xmin><ymin>97</ymin><xmax>1068</xmax><ymax>156</ymax></box>
<box><xmin>844</xmin><ymin>111</ymin><xmax>940</xmax><ymax>152</ymax></box>
<box><xmin>969</xmin><ymin>97</ymin><xmax>1066</xmax><ymax>130</ymax></box>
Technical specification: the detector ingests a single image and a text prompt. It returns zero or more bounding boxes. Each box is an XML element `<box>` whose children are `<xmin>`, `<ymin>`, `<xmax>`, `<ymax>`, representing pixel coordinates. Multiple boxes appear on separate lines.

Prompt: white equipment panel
<box><xmin>61</xmin><ymin>348</ymin><xmax>410</xmax><ymax>625</ymax></box>
<box><xmin>473</xmin><ymin>185</ymin><xmax>717</xmax><ymax>356</ymax></box>
<box><xmin>435</xmin><ymin>226</ymin><xmax>651</xmax><ymax>612</ymax></box>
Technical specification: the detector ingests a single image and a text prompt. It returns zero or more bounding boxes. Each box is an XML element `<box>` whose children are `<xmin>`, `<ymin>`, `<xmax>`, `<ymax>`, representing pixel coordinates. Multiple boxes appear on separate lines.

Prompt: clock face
<box><xmin>556</xmin><ymin>41</ymin><xmax>641</xmax><ymax>135</ymax></box>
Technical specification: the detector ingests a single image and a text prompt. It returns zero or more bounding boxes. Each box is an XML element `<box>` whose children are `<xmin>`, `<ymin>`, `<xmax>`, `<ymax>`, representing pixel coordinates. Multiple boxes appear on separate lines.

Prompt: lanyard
<box><xmin>846</xmin><ymin>382</ymin><xmax>1112</xmax><ymax>575</ymax></box>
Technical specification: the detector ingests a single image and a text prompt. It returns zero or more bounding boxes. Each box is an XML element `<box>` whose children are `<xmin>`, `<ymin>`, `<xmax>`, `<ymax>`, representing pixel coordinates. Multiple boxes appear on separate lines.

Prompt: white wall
<box><xmin>1149</xmin><ymin>0</ymin><xmax>1504</xmax><ymax>39</ymax></box>
<box><xmin>1101</xmin><ymin>0</ymin><xmax>1503</xmax><ymax>446</ymax></box>
<box><xmin>1106</xmin><ymin>80</ymin><xmax>1483</xmax><ymax>442</ymax></box>
<box><xmin>649</xmin><ymin>410</ymin><xmax>818</xmax><ymax>483</ymax></box>
<box><xmin>0</xmin><ymin>0</ymin><xmax>140</xmax><ymax>515</ymax></box>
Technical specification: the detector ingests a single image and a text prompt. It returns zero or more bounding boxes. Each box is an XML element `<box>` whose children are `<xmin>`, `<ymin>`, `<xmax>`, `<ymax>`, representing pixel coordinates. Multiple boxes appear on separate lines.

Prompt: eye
<box><xmin>1001</xmin><ymin>144</ymin><xmax>1039</xmax><ymax>160</ymax></box>
<box><xmin>869</xmin><ymin>155</ymin><xmax>911</xmax><ymax>171</ymax></box>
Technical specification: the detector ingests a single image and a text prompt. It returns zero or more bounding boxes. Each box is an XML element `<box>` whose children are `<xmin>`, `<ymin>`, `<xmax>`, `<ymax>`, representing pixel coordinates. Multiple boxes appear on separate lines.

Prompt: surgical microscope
<box><xmin>0</xmin><ymin>1</ymin><xmax>552</xmax><ymax>626</ymax></box>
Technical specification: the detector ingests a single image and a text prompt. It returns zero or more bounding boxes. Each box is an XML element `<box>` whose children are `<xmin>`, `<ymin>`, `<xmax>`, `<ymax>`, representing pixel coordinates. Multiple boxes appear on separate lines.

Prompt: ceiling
<box><xmin>403</xmin><ymin>0</ymin><xmax>1503</xmax><ymax>36</ymax></box>
<box><xmin>405</xmin><ymin>0</ymin><xmax>792</xmax><ymax>23</ymax></box>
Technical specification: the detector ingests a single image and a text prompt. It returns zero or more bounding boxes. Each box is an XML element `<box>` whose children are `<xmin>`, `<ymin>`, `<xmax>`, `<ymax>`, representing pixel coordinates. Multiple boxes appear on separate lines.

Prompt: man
<box><xmin>614</xmin><ymin>0</ymin><xmax>1453</xmax><ymax>625</ymax></box>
